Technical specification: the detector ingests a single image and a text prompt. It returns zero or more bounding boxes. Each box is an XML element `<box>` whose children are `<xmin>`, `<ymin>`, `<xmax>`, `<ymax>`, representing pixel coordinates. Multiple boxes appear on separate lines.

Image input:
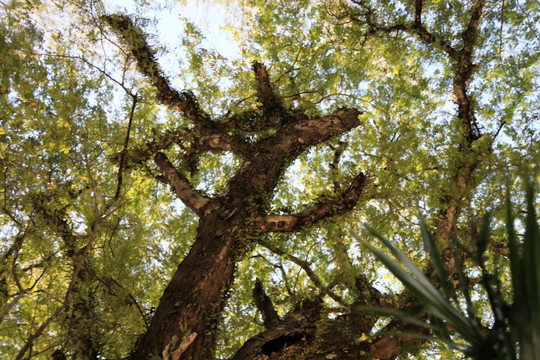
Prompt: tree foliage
<box><xmin>363</xmin><ymin>184</ymin><xmax>539</xmax><ymax>359</ymax></box>
<box><xmin>0</xmin><ymin>0</ymin><xmax>538</xmax><ymax>359</ymax></box>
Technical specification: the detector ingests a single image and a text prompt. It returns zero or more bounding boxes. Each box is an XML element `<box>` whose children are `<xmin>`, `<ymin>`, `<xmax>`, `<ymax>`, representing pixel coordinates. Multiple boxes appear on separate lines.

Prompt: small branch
<box><xmin>329</xmin><ymin>140</ymin><xmax>348</xmax><ymax>192</ymax></box>
<box><xmin>220</xmin><ymin>111</ymin><xmax>268</xmax><ymax>132</ymax></box>
<box><xmin>253</xmin><ymin>278</ymin><xmax>280</xmax><ymax>329</ymax></box>
<box><xmin>154</xmin><ymin>152</ymin><xmax>210</xmax><ymax>214</ymax></box>
<box><xmin>93</xmin><ymin>274</ymin><xmax>149</xmax><ymax>327</ymax></box>
<box><xmin>492</xmin><ymin>119</ymin><xmax>506</xmax><ymax>142</ymax></box>
<box><xmin>112</xmin><ymin>94</ymin><xmax>137</xmax><ymax>204</ymax></box>
<box><xmin>414</xmin><ymin>0</ymin><xmax>423</xmax><ymax>25</ymax></box>
<box><xmin>255</xmin><ymin>172</ymin><xmax>368</xmax><ymax>233</ymax></box>
<box><xmin>358</xmin><ymin>0</ymin><xmax>483</xmax><ymax>142</ymax></box>
<box><xmin>353</xmin><ymin>0</ymin><xmax>458</xmax><ymax>59</ymax></box>
<box><xmin>344</xmin><ymin>0</ymin><xmax>485</xmax><ymax>128</ymax></box>
<box><xmin>218</xmin><ymin>63</ymin><xmax>285</xmax><ymax>132</ymax></box>
<box><xmin>40</xmin><ymin>52</ymin><xmax>137</xmax><ymax>97</ymax></box>
<box><xmin>110</xmin><ymin>118</ymin><xmax>249</xmax><ymax>167</ymax></box>
<box><xmin>253</xmin><ymin>62</ymin><xmax>283</xmax><ymax>123</ymax></box>
<box><xmin>113</xmin><ymin>128</ymin><xmax>187</xmax><ymax>166</ymax></box>
<box><xmin>259</xmin><ymin>241</ymin><xmax>350</xmax><ymax>309</ymax></box>
<box><xmin>0</xmin><ymin>293</ymin><xmax>25</xmax><ymax>324</ymax></box>
<box><xmin>499</xmin><ymin>0</ymin><xmax>505</xmax><ymax>56</ymax></box>
<box><xmin>10</xmin><ymin>233</ymin><xmax>26</xmax><ymax>293</ymax></box>
<box><xmin>463</xmin><ymin>0</ymin><xmax>486</xmax><ymax>54</ymax></box>
<box><xmin>33</xmin><ymin>197</ymin><xmax>78</xmax><ymax>256</ymax></box>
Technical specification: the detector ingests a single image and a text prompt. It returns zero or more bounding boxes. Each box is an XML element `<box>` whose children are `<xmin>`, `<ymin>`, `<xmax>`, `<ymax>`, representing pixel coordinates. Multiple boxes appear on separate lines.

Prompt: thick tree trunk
<box><xmin>103</xmin><ymin>15</ymin><xmax>368</xmax><ymax>359</ymax></box>
<box><xmin>133</xmin><ymin>207</ymin><xmax>240</xmax><ymax>359</ymax></box>
<box><xmin>129</xmin><ymin>109</ymin><xmax>365</xmax><ymax>359</ymax></box>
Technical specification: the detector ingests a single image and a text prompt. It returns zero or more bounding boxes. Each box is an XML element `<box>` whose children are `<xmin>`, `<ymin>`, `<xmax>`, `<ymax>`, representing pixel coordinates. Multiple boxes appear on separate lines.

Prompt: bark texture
<box><xmin>104</xmin><ymin>0</ymin><xmax>496</xmax><ymax>357</ymax></box>
<box><xmin>230</xmin><ymin>0</ymin><xmax>498</xmax><ymax>358</ymax></box>
<box><xmin>104</xmin><ymin>14</ymin><xmax>368</xmax><ymax>359</ymax></box>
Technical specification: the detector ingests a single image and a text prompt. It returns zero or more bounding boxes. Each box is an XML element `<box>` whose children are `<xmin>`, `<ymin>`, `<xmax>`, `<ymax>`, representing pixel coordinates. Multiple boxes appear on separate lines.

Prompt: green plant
<box><xmin>361</xmin><ymin>183</ymin><xmax>539</xmax><ymax>359</ymax></box>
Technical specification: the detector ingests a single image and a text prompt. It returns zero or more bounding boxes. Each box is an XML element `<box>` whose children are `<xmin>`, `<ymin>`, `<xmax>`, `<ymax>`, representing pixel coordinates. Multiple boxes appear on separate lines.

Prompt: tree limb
<box><xmin>112</xmin><ymin>93</ymin><xmax>137</xmax><ymax>204</ymax></box>
<box><xmin>350</xmin><ymin>0</ymin><xmax>482</xmax><ymax>142</ymax></box>
<box><xmin>329</xmin><ymin>140</ymin><xmax>348</xmax><ymax>192</ymax></box>
<box><xmin>102</xmin><ymin>14</ymin><xmax>210</xmax><ymax>125</ymax></box>
<box><xmin>253</xmin><ymin>278</ymin><xmax>280</xmax><ymax>329</ymax></box>
<box><xmin>463</xmin><ymin>0</ymin><xmax>486</xmax><ymax>54</ymax></box>
<box><xmin>33</xmin><ymin>196</ymin><xmax>79</xmax><ymax>257</ymax></box>
<box><xmin>197</xmin><ymin>133</ymin><xmax>250</xmax><ymax>155</ymax></box>
<box><xmin>253</xmin><ymin>61</ymin><xmax>284</xmax><ymax>126</ymax></box>
<box><xmin>258</xmin><ymin>241</ymin><xmax>350</xmax><ymax>309</ymax></box>
<box><xmin>154</xmin><ymin>152</ymin><xmax>211</xmax><ymax>214</ymax></box>
<box><xmin>219</xmin><ymin>110</ymin><xmax>269</xmax><ymax>132</ymax></box>
<box><xmin>255</xmin><ymin>172</ymin><xmax>368</xmax><ymax>233</ymax></box>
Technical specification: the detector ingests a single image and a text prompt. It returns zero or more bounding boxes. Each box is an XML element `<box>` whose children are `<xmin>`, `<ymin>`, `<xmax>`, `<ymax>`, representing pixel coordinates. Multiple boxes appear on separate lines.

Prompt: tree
<box><xmin>0</xmin><ymin>0</ymin><xmax>538</xmax><ymax>359</ymax></box>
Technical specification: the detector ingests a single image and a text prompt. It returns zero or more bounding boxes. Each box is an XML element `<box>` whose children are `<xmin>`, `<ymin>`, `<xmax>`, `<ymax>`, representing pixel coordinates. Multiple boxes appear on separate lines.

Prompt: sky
<box><xmin>103</xmin><ymin>0</ymin><xmax>242</xmax><ymax>59</ymax></box>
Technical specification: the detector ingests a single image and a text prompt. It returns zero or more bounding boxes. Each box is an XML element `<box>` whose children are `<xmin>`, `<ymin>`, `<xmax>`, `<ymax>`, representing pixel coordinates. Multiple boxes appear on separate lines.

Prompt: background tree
<box><xmin>0</xmin><ymin>0</ymin><xmax>538</xmax><ymax>359</ymax></box>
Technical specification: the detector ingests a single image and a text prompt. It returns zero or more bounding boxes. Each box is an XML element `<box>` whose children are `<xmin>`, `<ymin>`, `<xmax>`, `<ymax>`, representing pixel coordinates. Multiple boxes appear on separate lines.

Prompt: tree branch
<box><xmin>350</xmin><ymin>0</ymin><xmax>483</xmax><ymax>142</ymax></box>
<box><xmin>217</xmin><ymin>63</ymin><xmax>284</xmax><ymax>133</ymax></box>
<box><xmin>252</xmin><ymin>278</ymin><xmax>280</xmax><ymax>329</ymax></box>
<box><xmin>115</xmin><ymin>129</ymin><xmax>184</xmax><ymax>166</ymax></box>
<box><xmin>102</xmin><ymin>14</ymin><xmax>210</xmax><ymax>125</ymax></box>
<box><xmin>219</xmin><ymin>111</ymin><xmax>270</xmax><ymax>132</ymax></box>
<box><xmin>463</xmin><ymin>0</ymin><xmax>486</xmax><ymax>54</ymax></box>
<box><xmin>197</xmin><ymin>133</ymin><xmax>250</xmax><ymax>155</ymax></box>
<box><xmin>33</xmin><ymin>196</ymin><xmax>79</xmax><ymax>257</ymax></box>
<box><xmin>112</xmin><ymin>93</ymin><xmax>137</xmax><ymax>204</ymax></box>
<box><xmin>329</xmin><ymin>140</ymin><xmax>348</xmax><ymax>192</ymax></box>
<box><xmin>154</xmin><ymin>152</ymin><xmax>210</xmax><ymax>214</ymax></box>
<box><xmin>253</xmin><ymin>62</ymin><xmax>284</xmax><ymax>125</ymax></box>
<box><xmin>259</xmin><ymin>241</ymin><xmax>350</xmax><ymax>309</ymax></box>
<box><xmin>351</xmin><ymin>0</ymin><xmax>458</xmax><ymax>60</ymax></box>
<box><xmin>255</xmin><ymin>172</ymin><xmax>368</xmax><ymax>233</ymax></box>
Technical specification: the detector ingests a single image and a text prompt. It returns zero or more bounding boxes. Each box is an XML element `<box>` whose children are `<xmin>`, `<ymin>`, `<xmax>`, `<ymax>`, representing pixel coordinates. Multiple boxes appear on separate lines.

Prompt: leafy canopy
<box><xmin>0</xmin><ymin>0</ymin><xmax>538</xmax><ymax>358</ymax></box>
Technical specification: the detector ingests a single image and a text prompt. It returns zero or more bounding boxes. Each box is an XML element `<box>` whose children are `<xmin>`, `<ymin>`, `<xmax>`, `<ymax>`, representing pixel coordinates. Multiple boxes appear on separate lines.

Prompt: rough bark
<box><xmin>234</xmin><ymin>280</ymin><xmax>428</xmax><ymax>360</ymax></box>
<box><xmin>133</xmin><ymin>208</ymin><xmax>239</xmax><ymax>359</ymax></box>
<box><xmin>131</xmin><ymin>106</ymin><xmax>367</xmax><ymax>358</ymax></box>
<box><xmin>229</xmin><ymin>1</ymin><xmax>495</xmax><ymax>359</ymax></box>
<box><xmin>103</xmin><ymin>14</ymin><xmax>369</xmax><ymax>359</ymax></box>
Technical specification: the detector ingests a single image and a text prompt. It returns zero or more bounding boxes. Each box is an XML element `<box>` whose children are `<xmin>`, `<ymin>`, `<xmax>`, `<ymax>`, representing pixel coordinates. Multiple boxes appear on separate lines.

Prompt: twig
<box><xmin>258</xmin><ymin>240</ymin><xmax>350</xmax><ymax>309</ymax></box>
<box><xmin>112</xmin><ymin>94</ymin><xmax>138</xmax><ymax>204</ymax></box>
<box><xmin>499</xmin><ymin>0</ymin><xmax>505</xmax><ymax>57</ymax></box>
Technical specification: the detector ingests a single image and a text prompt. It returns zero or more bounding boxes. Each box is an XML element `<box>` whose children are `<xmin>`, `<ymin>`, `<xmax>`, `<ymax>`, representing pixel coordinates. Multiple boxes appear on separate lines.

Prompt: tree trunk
<box><xmin>103</xmin><ymin>15</ymin><xmax>367</xmax><ymax>359</ymax></box>
<box><xmin>133</xmin><ymin>207</ymin><xmax>240</xmax><ymax>359</ymax></box>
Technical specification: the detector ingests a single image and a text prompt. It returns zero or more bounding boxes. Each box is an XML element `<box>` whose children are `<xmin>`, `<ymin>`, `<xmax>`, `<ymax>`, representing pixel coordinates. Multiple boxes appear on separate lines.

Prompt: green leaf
<box><xmin>362</xmin><ymin>230</ymin><xmax>483</xmax><ymax>345</ymax></box>
<box><xmin>450</xmin><ymin>235</ymin><xmax>476</xmax><ymax>321</ymax></box>
<box><xmin>475</xmin><ymin>214</ymin><xmax>491</xmax><ymax>264</ymax></box>
<box><xmin>419</xmin><ymin>218</ymin><xmax>458</xmax><ymax>303</ymax></box>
